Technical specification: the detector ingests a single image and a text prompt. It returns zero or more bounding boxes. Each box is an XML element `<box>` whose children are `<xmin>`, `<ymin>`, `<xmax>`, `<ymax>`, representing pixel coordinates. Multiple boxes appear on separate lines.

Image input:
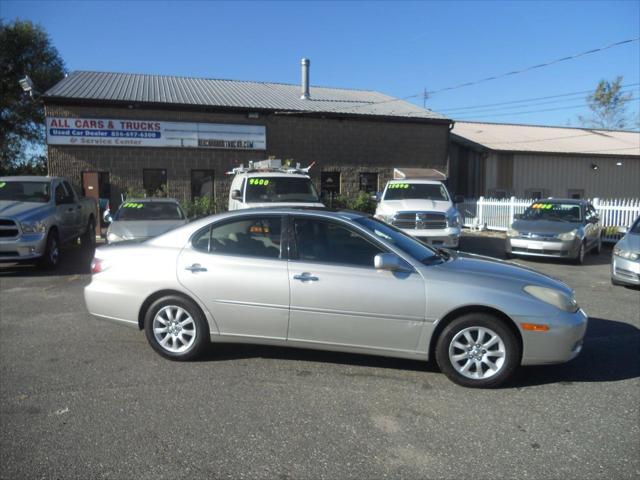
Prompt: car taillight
<box><xmin>91</xmin><ymin>257</ymin><xmax>108</xmax><ymax>274</ymax></box>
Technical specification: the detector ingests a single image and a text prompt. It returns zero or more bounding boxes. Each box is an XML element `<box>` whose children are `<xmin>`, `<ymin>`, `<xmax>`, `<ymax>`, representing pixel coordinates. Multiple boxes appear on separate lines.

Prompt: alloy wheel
<box><xmin>152</xmin><ymin>305</ymin><xmax>197</xmax><ymax>353</ymax></box>
<box><xmin>448</xmin><ymin>326</ymin><xmax>506</xmax><ymax>380</ymax></box>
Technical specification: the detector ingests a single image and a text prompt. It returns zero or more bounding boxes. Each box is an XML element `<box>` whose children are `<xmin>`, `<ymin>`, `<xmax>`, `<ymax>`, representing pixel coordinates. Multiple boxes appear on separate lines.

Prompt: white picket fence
<box><xmin>459</xmin><ymin>197</ymin><xmax>640</xmax><ymax>243</ymax></box>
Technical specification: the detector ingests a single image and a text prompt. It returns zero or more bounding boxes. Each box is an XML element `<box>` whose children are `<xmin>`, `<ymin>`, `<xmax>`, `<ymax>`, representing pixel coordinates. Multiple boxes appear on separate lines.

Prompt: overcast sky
<box><xmin>4</xmin><ymin>0</ymin><xmax>639</xmax><ymax>128</ymax></box>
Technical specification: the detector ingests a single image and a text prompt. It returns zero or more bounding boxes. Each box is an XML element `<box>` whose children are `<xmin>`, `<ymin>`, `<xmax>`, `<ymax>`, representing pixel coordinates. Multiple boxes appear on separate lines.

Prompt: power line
<box><xmin>424</xmin><ymin>37</ymin><xmax>640</xmax><ymax>96</ymax></box>
<box><xmin>454</xmin><ymin>103</ymin><xmax>592</xmax><ymax>119</ymax></box>
<box><xmin>436</xmin><ymin>83</ymin><xmax>640</xmax><ymax>113</ymax></box>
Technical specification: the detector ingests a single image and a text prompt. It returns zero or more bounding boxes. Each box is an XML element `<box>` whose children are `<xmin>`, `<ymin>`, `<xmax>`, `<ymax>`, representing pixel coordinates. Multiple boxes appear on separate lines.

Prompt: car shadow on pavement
<box><xmin>0</xmin><ymin>244</ymin><xmax>94</xmax><ymax>277</ymax></box>
<box><xmin>512</xmin><ymin>317</ymin><xmax>640</xmax><ymax>387</ymax></box>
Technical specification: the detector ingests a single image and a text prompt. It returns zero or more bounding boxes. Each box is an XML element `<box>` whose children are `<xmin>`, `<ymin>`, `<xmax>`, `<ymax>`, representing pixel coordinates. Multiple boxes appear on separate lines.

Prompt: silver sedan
<box><xmin>85</xmin><ymin>208</ymin><xmax>588</xmax><ymax>388</ymax></box>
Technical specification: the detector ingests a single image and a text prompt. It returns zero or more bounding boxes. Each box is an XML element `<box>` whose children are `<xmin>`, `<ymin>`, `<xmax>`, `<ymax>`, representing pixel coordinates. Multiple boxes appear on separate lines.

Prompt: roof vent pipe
<box><xmin>300</xmin><ymin>58</ymin><xmax>310</xmax><ymax>100</ymax></box>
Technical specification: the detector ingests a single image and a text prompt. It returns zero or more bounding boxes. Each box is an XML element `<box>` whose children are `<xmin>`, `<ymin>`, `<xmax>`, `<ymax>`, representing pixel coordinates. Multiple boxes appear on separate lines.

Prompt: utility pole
<box><xmin>423</xmin><ymin>88</ymin><xmax>429</xmax><ymax>109</ymax></box>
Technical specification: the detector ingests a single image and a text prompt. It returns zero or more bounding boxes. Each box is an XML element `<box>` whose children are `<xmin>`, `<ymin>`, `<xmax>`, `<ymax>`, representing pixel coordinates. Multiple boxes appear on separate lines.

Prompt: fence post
<box><xmin>509</xmin><ymin>196</ymin><xmax>516</xmax><ymax>225</ymax></box>
<box><xmin>478</xmin><ymin>196</ymin><xmax>484</xmax><ymax>230</ymax></box>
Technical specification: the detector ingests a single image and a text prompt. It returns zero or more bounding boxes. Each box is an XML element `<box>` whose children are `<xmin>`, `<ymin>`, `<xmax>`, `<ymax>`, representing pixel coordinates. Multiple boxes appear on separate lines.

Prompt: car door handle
<box><xmin>293</xmin><ymin>272</ymin><xmax>318</xmax><ymax>282</ymax></box>
<box><xmin>185</xmin><ymin>263</ymin><xmax>207</xmax><ymax>273</ymax></box>
<box><xmin>66</xmin><ymin>208</ymin><xmax>74</xmax><ymax>212</ymax></box>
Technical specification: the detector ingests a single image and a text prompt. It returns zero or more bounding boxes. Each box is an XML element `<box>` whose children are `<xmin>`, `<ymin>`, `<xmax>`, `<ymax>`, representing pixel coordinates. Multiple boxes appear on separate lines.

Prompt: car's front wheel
<box><xmin>435</xmin><ymin>313</ymin><xmax>520</xmax><ymax>388</ymax></box>
<box><xmin>144</xmin><ymin>295</ymin><xmax>210</xmax><ymax>361</ymax></box>
<box><xmin>38</xmin><ymin>230</ymin><xmax>60</xmax><ymax>270</ymax></box>
<box><xmin>573</xmin><ymin>241</ymin><xmax>586</xmax><ymax>265</ymax></box>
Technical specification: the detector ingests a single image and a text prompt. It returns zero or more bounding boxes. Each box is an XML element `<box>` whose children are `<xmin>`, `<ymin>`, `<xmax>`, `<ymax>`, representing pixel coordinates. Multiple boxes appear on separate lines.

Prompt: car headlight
<box><xmin>524</xmin><ymin>285</ymin><xmax>579</xmax><ymax>313</ymax></box>
<box><xmin>557</xmin><ymin>229</ymin><xmax>577</xmax><ymax>241</ymax></box>
<box><xmin>507</xmin><ymin>228</ymin><xmax>519</xmax><ymax>237</ymax></box>
<box><xmin>375</xmin><ymin>214</ymin><xmax>394</xmax><ymax>224</ymax></box>
<box><xmin>613</xmin><ymin>246</ymin><xmax>639</xmax><ymax>261</ymax></box>
<box><xmin>20</xmin><ymin>220</ymin><xmax>46</xmax><ymax>233</ymax></box>
<box><xmin>448</xmin><ymin>212</ymin><xmax>463</xmax><ymax>228</ymax></box>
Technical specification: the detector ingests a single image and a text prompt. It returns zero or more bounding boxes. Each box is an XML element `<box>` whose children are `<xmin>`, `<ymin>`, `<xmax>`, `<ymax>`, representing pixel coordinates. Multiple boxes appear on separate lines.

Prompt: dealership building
<box><xmin>43</xmin><ymin>61</ymin><xmax>452</xmax><ymax>210</ymax></box>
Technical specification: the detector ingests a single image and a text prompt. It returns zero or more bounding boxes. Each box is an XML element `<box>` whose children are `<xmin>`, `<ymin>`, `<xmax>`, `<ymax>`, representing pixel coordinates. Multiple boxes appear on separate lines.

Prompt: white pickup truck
<box><xmin>374</xmin><ymin>179</ymin><xmax>463</xmax><ymax>248</ymax></box>
<box><xmin>228</xmin><ymin>159</ymin><xmax>324</xmax><ymax>210</ymax></box>
<box><xmin>0</xmin><ymin>176</ymin><xmax>98</xmax><ymax>269</ymax></box>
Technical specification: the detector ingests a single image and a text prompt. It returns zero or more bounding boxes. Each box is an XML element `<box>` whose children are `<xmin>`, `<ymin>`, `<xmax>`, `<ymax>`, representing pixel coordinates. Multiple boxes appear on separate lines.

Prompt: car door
<box><xmin>176</xmin><ymin>214</ymin><xmax>290</xmax><ymax>340</ymax></box>
<box><xmin>583</xmin><ymin>205</ymin><xmax>597</xmax><ymax>248</ymax></box>
<box><xmin>287</xmin><ymin>215</ymin><xmax>426</xmax><ymax>353</ymax></box>
<box><xmin>54</xmin><ymin>182</ymin><xmax>76</xmax><ymax>242</ymax></box>
<box><xmin>62</xmin><ymin>181</ymin><xmax>83</xmax><ymax>232</ymax></box>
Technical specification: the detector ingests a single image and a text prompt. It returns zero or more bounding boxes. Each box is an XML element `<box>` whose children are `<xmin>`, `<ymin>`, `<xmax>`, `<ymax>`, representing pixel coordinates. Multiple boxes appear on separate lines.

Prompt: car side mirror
<box><xmin>454</xmin><ymin>195</ymin><xmax>464</xmax><ymax>204</ymax></box>
<box><xmin>374</xmin><ymin>253</ymin><xmax>412</xmax><ymax>273</ymax></box>
<box><xmin>103</xmin><ymin>210</ymin><xmax>113</xmax><ymax>224</ymax></box>
<box><xmin>618</xmin><ymin>226</ymin><xmax>628</xmax><ymax>235</ymax></box>
<box><xmin>231</xmin><ymin>189</ymin><xmax>242</xmax><ymax>201</ymax></box>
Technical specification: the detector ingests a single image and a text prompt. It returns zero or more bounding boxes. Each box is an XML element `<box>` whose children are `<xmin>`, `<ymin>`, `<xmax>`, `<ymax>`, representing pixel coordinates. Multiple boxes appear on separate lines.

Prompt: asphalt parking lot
<box><xmin>1</xmin><ymin>232</ymin><xmax>638</xmax><ymax>479</ymax></box>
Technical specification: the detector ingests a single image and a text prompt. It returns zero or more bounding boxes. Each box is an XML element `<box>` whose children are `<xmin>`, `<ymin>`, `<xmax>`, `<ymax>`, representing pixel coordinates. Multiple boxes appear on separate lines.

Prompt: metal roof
<box><xmin>44</xmin><ymin>71</ymin><xmax>446</xmax><ymax>121</ymax></box>
<box><xmin>452</xmin><ymin>121</ymin><xmax>640</xmax><ymax>157</ymax></box>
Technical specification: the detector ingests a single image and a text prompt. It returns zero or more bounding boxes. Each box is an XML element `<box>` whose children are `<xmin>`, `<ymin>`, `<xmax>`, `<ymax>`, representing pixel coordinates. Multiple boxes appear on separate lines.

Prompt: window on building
<box><xmin>191</xmin><ymin>170</ymin><xmax>214</xmax><ymax>201</ymax></box>
<box><xmin>320</xmin><ymin>172</ymin><xmax>340</xmax><ymax>198</ymax></box>
<box><xmin>292</xmin><ymin>218</ymin><xmax>384</xmax><ymax>268</ymax></box>
<box><xmin>568</xmin><ymin>189</ymin><xmax>584</xmax><ymax>199</ymax></box>
<box><xmin>143</xmin><ymin>169</ymin><xmax>167</xmax><ymax>196</ymax></box>
<box><xmin>359</xmin><ymin>172</ymin><xmax>378</xmax><ymax>193</ymax></box>
<box><xmin>525</xmin><ymin>188</ymin><xmax>546</xmax><ymax>200</ymax></box>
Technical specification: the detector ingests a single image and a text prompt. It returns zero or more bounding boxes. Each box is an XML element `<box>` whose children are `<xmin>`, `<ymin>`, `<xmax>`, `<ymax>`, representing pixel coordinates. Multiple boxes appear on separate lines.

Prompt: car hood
<box><xmin>108</xmin><ymin>219</ymin><xmax>187</xmax><ymax>239</ymax></box>
<box><xmin>616</xmin><ymin>232</ymin><xmax>640</xmax><ymax>253</ymax></box>
<box><xmin>378</xmin><ymin>199</ymin><xmax>451</xmax><ymax>213</ymax></box>
<box><xmin>435</xmin><ymin>252</ymin><xmax>571</xmax><ymax>294</ymax></box>
<box><xmin>241</xmin><ymin>201</ymin><xmax>325</xmax><ymax>208</ymax></box>
<box><xmin>512</xmin><ymin>219</ymin><xmax>580</xmax><ymax>235</ymax></box>
<box><xmin>0</xmin><ymin>200</ymin><xmax>51</xmax><ymax>220</ymax></box>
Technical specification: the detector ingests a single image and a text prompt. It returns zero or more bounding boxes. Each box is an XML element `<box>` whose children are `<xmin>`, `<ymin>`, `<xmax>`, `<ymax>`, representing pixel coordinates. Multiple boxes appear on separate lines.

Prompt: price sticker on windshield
<box><xmin>532</xmin><ymin>203</ymin><xmax>553</xmax><ymax>209</ymax></box>
<box><xmin>0</xmin><ymin>182</ymin><xmax>6</xmax><ymax>189</ymax></box>
<box><xmin>388</xmin><ymin>183</ymin><xmax>409</xmax><ymax>189</ymax></box>
<box><xmin>122</xmin><ymin>202</ymin><xmax>144</xmax><ymax>209</ymax></box>
<box><xmin>249</xmin><ymin>178</ymin><xmax>270</xmax><ymax>186</ymax></box>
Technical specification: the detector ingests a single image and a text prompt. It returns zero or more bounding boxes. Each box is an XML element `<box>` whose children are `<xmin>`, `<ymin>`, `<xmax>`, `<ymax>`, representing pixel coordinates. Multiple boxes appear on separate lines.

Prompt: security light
<box><xmin>616</xmin><ymin>161</ymin><xmax>623</xmax><ymax>166</ymax></box>
<box><xmin>18</xmin><ymin>75</ymin><xmax>34</xmax><ymax>96</ymax></box>
<box><xmin>590</xmin><ymin>163</ymin><xmax>599</xmax><ymax>171</ymax></box>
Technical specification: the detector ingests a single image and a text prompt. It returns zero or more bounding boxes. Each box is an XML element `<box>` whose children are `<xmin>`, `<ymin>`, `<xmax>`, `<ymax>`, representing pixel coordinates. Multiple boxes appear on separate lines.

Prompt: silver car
<box><xmin>85</xmin><ymin>208</ymin><xmax>588</xmax><ymax>388</ymax></box>
<box><xmin>611</xmin><ymin>216</ymin><xmax>640</xmax><ymax>287</ymax></box>
<box><xmin>506</xmin><ymin>199</ymin><xmax>602</xmax><ymax>264</ymax></box>
<box><xmin>105</xmin><ymin>198</ymin><xmax>187</xmax><ymax>244</ymax></box>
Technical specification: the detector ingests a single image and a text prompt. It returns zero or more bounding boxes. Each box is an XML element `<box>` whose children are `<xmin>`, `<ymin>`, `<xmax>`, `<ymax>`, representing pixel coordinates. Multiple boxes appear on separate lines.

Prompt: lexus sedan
<box><xmin>611</xmin><ymin>216</ymin><xmax>640</xmax><ymax>287</ymax></box>
<box><xmin>85</xmin><ymin>208</ymin><xmax>588</xmax><ymax>388</ymax></box>
<box><xmin>506</xmin><ymin>198</ymin><xmax>602</xmax><ymax>264</ymax></box>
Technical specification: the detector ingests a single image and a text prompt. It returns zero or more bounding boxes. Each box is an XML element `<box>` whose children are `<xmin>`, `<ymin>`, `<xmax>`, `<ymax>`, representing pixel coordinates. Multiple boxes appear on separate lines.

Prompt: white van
<box><xmin>228</xmin><ymin>159</ymin><xmax>324</xmax><ymax>210</ymax></box>
<box><xmin>374</xmin><ymin>179</ymin><xmax>463</xmax><ymax>248</ymax></box>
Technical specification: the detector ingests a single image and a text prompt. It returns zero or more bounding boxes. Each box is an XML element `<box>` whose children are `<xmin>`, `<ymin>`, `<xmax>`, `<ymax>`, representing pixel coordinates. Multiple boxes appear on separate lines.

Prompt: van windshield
<box><xmin>383</xmin><ymin>183</ymin><xmax>449</xmax><ymax>201</ymax></box>
<box><xmin>245</xmin><ymin>177</ymin><xmax>320</xmax><ymax>203</ymax></box>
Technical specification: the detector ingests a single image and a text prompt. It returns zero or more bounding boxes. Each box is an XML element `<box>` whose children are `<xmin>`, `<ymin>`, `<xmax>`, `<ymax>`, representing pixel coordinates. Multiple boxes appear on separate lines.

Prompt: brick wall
<box><xmin>45</xmin><ymin>104</ymin><xmax>450</xmax><ymax>210</ymax></box>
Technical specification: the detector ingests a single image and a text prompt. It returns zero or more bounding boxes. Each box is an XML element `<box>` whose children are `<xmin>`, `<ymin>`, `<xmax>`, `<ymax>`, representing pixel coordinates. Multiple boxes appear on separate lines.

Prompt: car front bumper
<box><xmin>507</xmin><ymin>236</ymin><xmax>580</xmax><ymax>258</ymax></box>
<box><xmin>518</xmin><ymin>308</ymin><xmax>588</xmax><ymax>366</ymax></box>
<box><xmin>400</xmin><ymin>227</ymin><xmax>460</xmax><ymax>248</ymax></box>
<box><xmin>0</xmin><ymin>233</ymin><xmax>47</xmax><ymax>262</ymax></box>
<box><xmin>611</xmin><ymin>254</ymin><xmax>640</xmax><ymax>286</ymax></box>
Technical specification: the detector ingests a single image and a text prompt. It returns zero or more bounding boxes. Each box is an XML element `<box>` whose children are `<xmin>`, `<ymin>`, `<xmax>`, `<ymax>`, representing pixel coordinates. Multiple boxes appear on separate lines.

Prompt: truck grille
<box><xmin>392</xmin><ymin>212</ymin><xmax>447</xmax><ymax>230</ymax></box>
<box><xmin>0</xmin><ymin>219</ymin><xmax>20</xmax><ymax>238</ymax></box>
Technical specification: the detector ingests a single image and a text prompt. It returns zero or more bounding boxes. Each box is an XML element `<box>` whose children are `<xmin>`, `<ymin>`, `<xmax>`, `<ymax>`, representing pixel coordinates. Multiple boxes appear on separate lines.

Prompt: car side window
<box><xmin>292</xmin><ymin>218</ymin><xmax>384</xmax><ymax>268</ymax></box>
<box><xmin>54</xmin><ymin>184</ymin><xmax>67</xmax><ymax>204</ymax></box>
<box><xmin>62</xmin><ymin>181</ymin><xmax>76</xmax><ymax>200</ymax></box>
<box><xmin>206</xmin><ymin>216</ymin><xmax>282</xmax><ymax>259</ymax></box>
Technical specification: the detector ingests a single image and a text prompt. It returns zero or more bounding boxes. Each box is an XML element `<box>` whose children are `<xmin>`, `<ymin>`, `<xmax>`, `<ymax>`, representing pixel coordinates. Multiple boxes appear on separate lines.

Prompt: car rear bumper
<box><xmin>401</xmin><ymin>227</ymin><xmax>460</xmax><ymax>248</ymax></box>
<box><xmin>0</xmin><ymin>233</ymin><xmax>47</xmax><ymax>262</ymax></box>
<box><xmin>507</xmin><ymin>237</ymin><xmax>580</xmax><ymax>258</ymax></box>
<box><xmin>611</xmin><ymin>255</ymin><xmax>640</xmax><ymax>286</ymax></box>
<box><xmin>518</xmin><ymin>308</ymin><xmax>588</xmax><ymax>365</ymax></box>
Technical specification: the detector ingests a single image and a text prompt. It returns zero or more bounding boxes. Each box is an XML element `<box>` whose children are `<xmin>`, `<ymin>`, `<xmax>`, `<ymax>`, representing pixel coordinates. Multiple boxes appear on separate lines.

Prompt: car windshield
<box><xmin>114</xmin><ymin>202</ymin><xmax>185</xmax><ymax>221</ymax></box>
<box><xmin>0</xmin><ymin>181</ymin><xmax>50</xmax><ymax>203</ymax></box>
<box><xmin>354</xmin><ymin>216</ymin><xmax>442</xmax><ymax>265</ymax></box>
<box><xmin>521</xmin><ymin>202</ymin><xmax>582</xmax><ymax>222</ymax></box>
<box><xmin>383</xmin><ymin>183</ymin><xmax>450</xmax><ymax>201</ymax></box>
<box><xmin>244</xmin><ymin>177</ymin><xmax>320</xmax><ymax>203</ymax></box>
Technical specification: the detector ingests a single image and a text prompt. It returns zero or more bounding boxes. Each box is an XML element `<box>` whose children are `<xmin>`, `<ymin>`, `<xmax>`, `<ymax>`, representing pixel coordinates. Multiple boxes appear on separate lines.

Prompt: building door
<box><xmin>82</xmin><ymin>171</ymin><xmax>110</xmax><ymax>234</ymax></box>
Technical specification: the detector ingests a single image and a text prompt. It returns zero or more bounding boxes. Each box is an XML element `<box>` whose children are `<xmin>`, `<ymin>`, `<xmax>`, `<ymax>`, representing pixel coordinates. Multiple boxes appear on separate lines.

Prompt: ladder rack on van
<box><xmin>226</xmin><ymin>159</ymin><xmax>315</xmax><ymax>176</ymax></box>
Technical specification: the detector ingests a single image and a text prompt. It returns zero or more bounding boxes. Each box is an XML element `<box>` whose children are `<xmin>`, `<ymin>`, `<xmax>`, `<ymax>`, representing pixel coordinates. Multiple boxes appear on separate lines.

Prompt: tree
<box><xmin>0</xmin><ymin>19</ymin><xmax>65</xmax><ymax>175</ymax></box>
<box><xmin>578</xmin><ymin>76</ymin><xmax>633</xmax><ymax>130</ymax></box>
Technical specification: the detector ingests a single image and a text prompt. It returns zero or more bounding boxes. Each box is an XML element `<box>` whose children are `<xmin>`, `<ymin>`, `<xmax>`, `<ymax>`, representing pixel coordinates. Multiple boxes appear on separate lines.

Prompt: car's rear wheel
<box><xmin>144</xmin><ymin>295</ymin><xmax>209</xmax><ymax>361</ymax></box>
<box><xmin>38</xmin><ymin>230</ymin><xmax>60</xmax><ymax>270</ymax></box>
<box><xmin>435</xmin><ymin>313</ymin><xmax>520</xmax><ymax>388</ymax></box>
<box><xmin>592</xmin><ymin>235</ymin><xmax>602</xmax><ymax>255</ymax></box>
<box><xmin>573</xmin><ymin>241</ymin><xmax>586</xmax><ymax>265</ymax></box>
<box><xmin>81</xmin><ymin>217</ymin><xmax>96</xmax><ymax>250</ymax></box>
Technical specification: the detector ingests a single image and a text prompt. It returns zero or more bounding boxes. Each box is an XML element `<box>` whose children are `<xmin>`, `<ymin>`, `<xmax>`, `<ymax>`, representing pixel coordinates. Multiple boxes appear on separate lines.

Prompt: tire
<box><xmin>81</xmin><ymin>217</ymin><xmax>96</xmax><ymax>250</ymax></box>
<box><xmin>38</xmin><ymin>230</ymin><xmax>60</xmax><ymax>270</ymax></box>
<box><xmin>144</xmin><ymin>295</ymin><xmax>210</xmax><ymax>361</ymax></box>
<box><xmin>435</xmin><ymin>313</ymin><xmax>520</xmax><ymax>388</ymax></box>
<box><xmin>572</xmin><ymin>241</ymin><xmax>586</xmax><ymax>265</ymax></box>
<box><xmin>591</xmin><ymin>235</ymin><xmax>602</xmax><ymax>255</ymax></box>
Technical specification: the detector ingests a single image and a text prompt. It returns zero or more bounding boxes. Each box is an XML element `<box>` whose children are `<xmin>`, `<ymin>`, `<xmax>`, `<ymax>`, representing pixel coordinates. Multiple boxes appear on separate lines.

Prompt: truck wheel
<box><xmin>39</xmin><ymin>231</ymin><xmax>60</xmax><ymax>270</ymax></box>
<box><xmin>81</xmin><ymin>217</ymin><xmax>96</xmax><ymax>250</ymax></box>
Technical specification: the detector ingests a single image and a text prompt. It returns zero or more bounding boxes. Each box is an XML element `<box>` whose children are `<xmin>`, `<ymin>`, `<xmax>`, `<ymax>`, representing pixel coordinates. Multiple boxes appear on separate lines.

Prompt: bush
<box><xmin>324</xmin><ymin>191</ymin><xmax>377</xmax><ymax>214</ymax></box>
<box><xmin>181</xmin><ymin>196</ymin><xmax>216</xmax><ymax>220</ymax></box>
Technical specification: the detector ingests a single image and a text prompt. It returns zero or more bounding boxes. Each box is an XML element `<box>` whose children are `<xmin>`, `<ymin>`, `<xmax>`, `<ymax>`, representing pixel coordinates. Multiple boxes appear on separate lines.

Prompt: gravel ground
<box><xmin>1</xmin><ymin>234</ymin><xmax>638</xmax><ymax>479</ymax></box>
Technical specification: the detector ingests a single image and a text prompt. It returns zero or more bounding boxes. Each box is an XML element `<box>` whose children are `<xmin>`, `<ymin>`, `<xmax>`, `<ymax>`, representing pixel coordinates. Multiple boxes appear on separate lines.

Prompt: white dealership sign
<box><xmin>46</xmin><ymin>117</ymin><xmax>266</xmax><ymax>150</ymax></box>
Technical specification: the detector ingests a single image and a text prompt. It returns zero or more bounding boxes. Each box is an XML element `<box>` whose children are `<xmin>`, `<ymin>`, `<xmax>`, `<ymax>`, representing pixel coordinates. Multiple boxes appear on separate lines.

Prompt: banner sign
<box><xmin>46</xmin><ymin>117</ymin><xmax>266</xmax><ymax>150</ymax></box>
